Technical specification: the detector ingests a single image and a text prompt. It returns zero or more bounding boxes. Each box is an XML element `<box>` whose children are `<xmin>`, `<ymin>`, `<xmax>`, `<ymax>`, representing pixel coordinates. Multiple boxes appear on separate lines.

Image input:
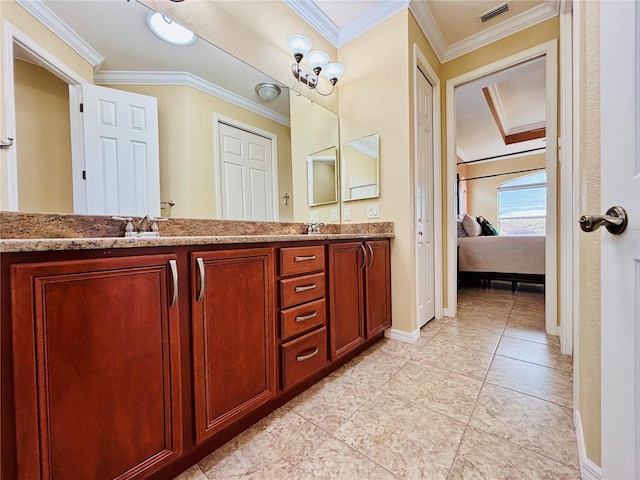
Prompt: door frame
<box><xmin>1</xmin><ymin>20</ymin><xmax>89</xmax><ymax>211</ymax></box>
<box><xmin>413</xmin><ymin>44</ymin><xmax>443</xmax><ymax>322</ymax></box>
<box><xmin>213</xmin><ymin>114</ymin><xmax>280</xmax><ymax>221</ymax></box>
<box><xmin>445</xmin><ymin>40</ymin><xmax>559</xmax><ymax>337</ymax></box>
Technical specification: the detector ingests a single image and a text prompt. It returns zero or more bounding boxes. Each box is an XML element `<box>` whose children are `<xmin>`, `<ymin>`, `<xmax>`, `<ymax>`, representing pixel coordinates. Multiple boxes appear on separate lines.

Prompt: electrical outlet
<box><xmin>310</xmin><ymin>211</ymin><xmax>319</xmax><ymax>222</ymax></box>
<box><xmin>343</xmin><ymin>207</ymin><xmax>351</xmax><ymax>221</ymax></box>
<box><xmin>331</xmin><ymin>208</ymin><xmax>338</xmax><ymax>222</ymax></box>
<box><xmin>367</xmin><ymin>204</ymin><xmax>380</xmax><ymax>218</ymax></box>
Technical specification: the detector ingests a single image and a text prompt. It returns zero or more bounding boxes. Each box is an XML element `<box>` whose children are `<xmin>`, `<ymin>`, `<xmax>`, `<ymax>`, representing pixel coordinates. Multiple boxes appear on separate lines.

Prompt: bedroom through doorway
<box><xmin>446</xmin><ymin>41</ymin><xmax>558</xmax><ymax>341</ymax></box>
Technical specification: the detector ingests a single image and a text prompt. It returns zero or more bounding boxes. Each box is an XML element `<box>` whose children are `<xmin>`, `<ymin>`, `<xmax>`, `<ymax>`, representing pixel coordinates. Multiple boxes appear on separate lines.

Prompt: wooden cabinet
<box><xmin>191</xmin><ymin>248</ymin><xmax>276</xmax><ymax>444</ymax></box>
<box><xmin>10</xmin><ymin>255</ymin><xmax>183</xmax><ymax>480</ymax></box>
<box><xmin>328</xmin><ymin>240</ymin><xmax>391</xmax><ymax>360</ymax></box>
<box><xmin>278</xmin><ymin>245</ymin><xmax>329</xmax><ymax>391</ymax></box>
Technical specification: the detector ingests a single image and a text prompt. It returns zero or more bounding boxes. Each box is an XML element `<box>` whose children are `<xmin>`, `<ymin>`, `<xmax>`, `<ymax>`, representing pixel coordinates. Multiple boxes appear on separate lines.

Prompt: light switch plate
<box><xmin>367</xmin><ymin>204</ymin><xmax>380</xmax><ymax>218</ymax></box>
<box><xmin>343</xmin><ymin>207</ymin><xmax>351</xmax><ymax>221</ymax></box>
<box><xmin>331</xmin><ymin>208</ymin><xmax>338</xmax><ymax>222</ymax></box>
<box><xmin>310</xmin><ymin>211</ymin><xmax>319</xmax><ymax>222</ymax></box>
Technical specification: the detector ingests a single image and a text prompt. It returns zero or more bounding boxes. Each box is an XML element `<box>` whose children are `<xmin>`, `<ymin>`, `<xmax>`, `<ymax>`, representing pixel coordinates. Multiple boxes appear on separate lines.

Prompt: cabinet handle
<box><xmin>295</xmin><ymin>284</ymin><xmax>317</xmax><ymax>293</ymax></box>
<box><xmin>296</xmin><ymin>347</ymin><xmax>319</xmax><ymax>362</ymax></box>
<box><xmin>169</xmin><ymin>260</ymin><xmax>178</xmax><ymax>307</ymax></box>
<box><xmin>295</xmin><ymin>311</ymin><xmax>318</xmax><ymax>322</ymax></box>
<box><xmin>196</xmin><ymin>257</ymin><xmax>205</xmax><ymax>302</ymax></box>
<box><xmin>294</xmin><ymin>255</ymin><xmax>316</xmax><ymax>261</ymax></box>
<box><xmin>367</xmin><ymin>244</ymin><xmax>374</xmax><ymax>267</ymax></box>
<box><xmin>359</xmin><ymin>244</ymin><xmax>367</xmax><ymax>269</ymax></box>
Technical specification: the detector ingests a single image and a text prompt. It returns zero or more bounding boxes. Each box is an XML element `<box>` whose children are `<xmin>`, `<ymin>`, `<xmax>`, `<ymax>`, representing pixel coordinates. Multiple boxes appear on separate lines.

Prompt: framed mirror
<box><xmin>341</xmin><ymin>133</ymin><xmax>379</xmax><ymax>202</ymax></box>
<box><xmin>3</xmin><ymin>0</ymin><xmax>312</xmax><ymax>222</ymax></box>
<box><xmin>307</xmin><ymin>147</ymin><xmax>338</xmax><ymax>206</ymax></box>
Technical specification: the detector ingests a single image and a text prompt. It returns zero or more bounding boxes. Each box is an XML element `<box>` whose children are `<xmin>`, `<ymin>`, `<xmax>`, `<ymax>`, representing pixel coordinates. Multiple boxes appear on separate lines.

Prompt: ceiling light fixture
<box><xmin>255</xmin><ymin>83</ymin><xmax>282</xmax><ymax>102</ymax></box>
<box><xmin>146</xmin><ymin>11</ymin><xmax>196</xmax><ymax>46</ymax></box>
<box><xmin>287</xmin><ymin>35</ymin><xmax>344</xmax><ymax>96</ymax></box>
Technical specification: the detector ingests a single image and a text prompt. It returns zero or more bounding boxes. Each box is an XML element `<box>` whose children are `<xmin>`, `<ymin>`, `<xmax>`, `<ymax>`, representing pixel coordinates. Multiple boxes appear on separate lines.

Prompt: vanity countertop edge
<box><xmin>0</xmin><ymin>233</ymin><xmax>395</xmax><ymax>253</ymax></box>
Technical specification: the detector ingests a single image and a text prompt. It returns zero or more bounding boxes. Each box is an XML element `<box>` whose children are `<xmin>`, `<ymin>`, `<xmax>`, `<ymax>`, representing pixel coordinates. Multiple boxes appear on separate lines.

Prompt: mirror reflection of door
<box><xmin>307</xmin><ymin>147</ymin><xmax>337</xmax><ymax>206</ymax></box>
<box><xmin>217</xmin><ymin>121</ymin><xmax>277</xmax><ymax>221</ymax></box>
<box><xmin>341</xmin><ymin>134</ymin><xmax>379</xmax><ymax>202</ymax></box>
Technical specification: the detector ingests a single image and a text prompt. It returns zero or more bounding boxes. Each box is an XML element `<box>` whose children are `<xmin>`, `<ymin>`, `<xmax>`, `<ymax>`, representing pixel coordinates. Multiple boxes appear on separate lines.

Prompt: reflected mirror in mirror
<box><xmin>4</xmin><ymin>0</ymin><xmax>308</xmax><ymax>222</ymax></box>
<box><xmin>307</xmin><ymin>147</ymin><xmax>338</xmax><ymax>206</ymax></box>
<box><xmin>341</xmin><ymin>134</ymin><xmax>379</xmax><ymax>201</ymax></box>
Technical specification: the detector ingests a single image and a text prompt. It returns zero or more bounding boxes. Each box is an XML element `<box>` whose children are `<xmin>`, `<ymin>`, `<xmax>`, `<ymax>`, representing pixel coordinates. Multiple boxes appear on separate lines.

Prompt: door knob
<box><xmin>579</xmin><ymin>206</ymin><xmax>628</xmax><ymax>234</ymax></box>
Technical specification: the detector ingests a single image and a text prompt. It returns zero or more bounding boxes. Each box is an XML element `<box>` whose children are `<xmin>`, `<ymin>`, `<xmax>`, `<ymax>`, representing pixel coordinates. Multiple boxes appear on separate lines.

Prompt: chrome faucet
<box><xmin>112</xmin><ymin>214</ymin><xmax>167</xmax><ymax>237</ymax></box>
<box><xmin>304</xmin><ymin>222</ymin><xmax>326</xmax><ymax>234</ymax></box>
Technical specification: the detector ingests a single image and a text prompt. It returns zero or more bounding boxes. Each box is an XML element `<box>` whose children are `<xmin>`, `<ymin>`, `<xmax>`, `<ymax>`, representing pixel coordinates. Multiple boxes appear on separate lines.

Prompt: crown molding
<box><xmin>440</xmin><ymin>0</ymin><xmax>560</xmax><ymax>62</ymax></box>
<box><xmin>284</xmin><ymin>0</ymin><xmax>339</xmax><ymax>46</ymax></box>
<box><xmin>408</xmin><ymin>1</ymin><xmax>447</xmax><ymax>62</ymax></box>
<box><xmin>347</xmin><ymin>140</ymin><xmax>377</xmax><ymax>158</ymax></box>
<box><xmin>16</xmin><ymin>0</ymin><xmax>104</xmax><ymax>70</ymax></box>
<box><xmin>338</xmin><ymin>1</ymin><xmax>409</xmax><ymax>47</ymax></box>
<box><xmin>94</xmin><ymin>71</ymin><xmax>290</xmax><ymax>127</ymax></box>
<box><xmin>409</xmin><ymin>0</ymin><xmax>559</xmax><ymax>63</ymax></box>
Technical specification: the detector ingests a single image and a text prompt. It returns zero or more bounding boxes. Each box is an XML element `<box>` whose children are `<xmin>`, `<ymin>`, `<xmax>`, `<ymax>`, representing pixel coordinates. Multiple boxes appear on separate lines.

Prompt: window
<box><xmin>498</xmin><ymin>172</ymin><xmax>546</xmax><ymax>235</ymax></box>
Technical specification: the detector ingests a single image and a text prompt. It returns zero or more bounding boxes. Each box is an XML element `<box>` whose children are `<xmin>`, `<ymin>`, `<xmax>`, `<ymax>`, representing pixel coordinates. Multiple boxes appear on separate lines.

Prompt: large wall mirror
<box><xmin>341</xmin><ymin>133</ymin><xmax>379</xmax><ymax>202</ymax></box>
<box><xmin>2</xmin><ymin>0</ymin><xmax>340</xmax><ymax>223</ymax></box>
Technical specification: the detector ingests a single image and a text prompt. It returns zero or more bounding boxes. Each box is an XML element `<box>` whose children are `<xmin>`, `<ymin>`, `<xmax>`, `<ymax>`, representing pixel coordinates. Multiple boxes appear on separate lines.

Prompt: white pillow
<box><xmin>457</xmin><ymin>220</ymin><xmax>468</xmax><ymax>237</ymax></box>
<box><xmin>462</xmin><ymin>214</ymin><xmax>482</xmax><ymax>237</ymax></box>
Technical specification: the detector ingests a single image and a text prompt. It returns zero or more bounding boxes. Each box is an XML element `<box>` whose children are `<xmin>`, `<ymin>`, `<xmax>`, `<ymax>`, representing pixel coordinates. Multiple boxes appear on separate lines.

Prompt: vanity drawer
<box><xmin>280</xmin><ymin>298</ymin><xmax>326</xmax><ymax>340</ymax></box>
<box><xmin>280</xmin><ymin>246</ymin><xmax>325</xmax><ymax>277</ymax></box>
<box><xmin>280</xmin><ymin>272</ymin><xmax>325</xmax><ymax>308</ymax></box>
<box><xmin>281</xmin><ymin>327</ymin><xmax>328</xmax><ymax>390</ymax></box>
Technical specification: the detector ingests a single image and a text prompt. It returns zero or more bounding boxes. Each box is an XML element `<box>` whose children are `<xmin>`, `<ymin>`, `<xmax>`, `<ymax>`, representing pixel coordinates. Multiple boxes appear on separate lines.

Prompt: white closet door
<box><xmin>218</xmin><ymin>122</ymin><xmax>274</xmax><ymax>221</ymax></box>
<box><xmin>82</xmin><ymin>84</ymin><xmax>159</xmax><ymax>216</ymax></box>
<box><xmin>416</xmin><ymin>69</ymin><xmax>435</xmax><ymax>327</ymax></box>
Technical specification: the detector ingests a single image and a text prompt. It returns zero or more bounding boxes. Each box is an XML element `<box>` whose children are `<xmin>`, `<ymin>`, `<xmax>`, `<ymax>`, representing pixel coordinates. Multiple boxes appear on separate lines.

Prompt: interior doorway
<box><xmin>445</xmin><ymin>41</ymin><xmax>559</xmax><ymax>341</ymax></box>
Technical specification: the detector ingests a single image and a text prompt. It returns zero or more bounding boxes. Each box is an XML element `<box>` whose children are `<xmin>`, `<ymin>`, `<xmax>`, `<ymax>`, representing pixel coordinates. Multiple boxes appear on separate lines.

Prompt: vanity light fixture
<box><xmin>255</xmin><ymin>83</ymin><xmax>282</xmax><ymax>102</ymax></box>
<box><xmin>287</xmin><ymin>35</ymin><xmax>345</xmax><ymax>96</ymax></box>
<box><xmin>146</xmin><ymin>11</ymin><xmax>196</xmax><ymax>46</ymax></box>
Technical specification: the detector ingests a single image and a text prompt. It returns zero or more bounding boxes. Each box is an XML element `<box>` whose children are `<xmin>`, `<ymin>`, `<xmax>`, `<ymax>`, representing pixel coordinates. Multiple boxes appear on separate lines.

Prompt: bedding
<box><xmin>457</xmin><ymin>235</ymin><xmax>545</xmax><ymax>285</ymax></box>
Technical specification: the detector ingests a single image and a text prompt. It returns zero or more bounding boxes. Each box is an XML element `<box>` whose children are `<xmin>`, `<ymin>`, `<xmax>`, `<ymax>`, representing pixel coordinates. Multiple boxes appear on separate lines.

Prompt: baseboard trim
<box><xmin>442</xmin><ymin>308</ymin><xmax>453</xmax><ymax>318</ymax></box>
<box><xmin>575</xmin><ymin>410</ymin><xmax>602</xmax><ymax>480</ymax></box>
<box><xmin>384</xmin><ymin>327</ymin><xmax>420</xmax><ymax>344</ymax></box>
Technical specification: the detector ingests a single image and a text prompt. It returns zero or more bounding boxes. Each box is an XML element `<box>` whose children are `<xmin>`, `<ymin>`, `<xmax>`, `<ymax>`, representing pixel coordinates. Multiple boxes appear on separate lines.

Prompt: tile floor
<box><xmin>175</xmin><ymin>283</ymin><xmax>579</xmax><ymax>480</ymax></box>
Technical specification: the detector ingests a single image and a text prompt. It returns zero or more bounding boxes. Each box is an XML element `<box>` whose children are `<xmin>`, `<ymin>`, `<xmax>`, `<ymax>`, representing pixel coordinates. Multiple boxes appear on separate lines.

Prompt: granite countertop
<box><xmin>0</xmin><ymin>233</ymin><xmax>394</xmax><ymax>253</ymax></box>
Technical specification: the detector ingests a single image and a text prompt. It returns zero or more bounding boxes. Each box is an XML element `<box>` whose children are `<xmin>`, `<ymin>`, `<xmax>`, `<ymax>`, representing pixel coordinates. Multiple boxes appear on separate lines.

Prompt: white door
<box><xmin>416</xmin><ymin>68</ymin><xmax>435</xmax><ymax>327</ymax></box>
<box><xmin>600</xmin><ymin>1</ymin><xmax>640</xmax><ymax>478</ymax></box>
<box><xmin>218</xmin><ymin>122</ymin><xmax>274</xmax><ymax>221</ymax></box>
<box><xmin>82</xmin><ymin>84</ymin><xmax>160</xmax><ymax>216</ymax></box>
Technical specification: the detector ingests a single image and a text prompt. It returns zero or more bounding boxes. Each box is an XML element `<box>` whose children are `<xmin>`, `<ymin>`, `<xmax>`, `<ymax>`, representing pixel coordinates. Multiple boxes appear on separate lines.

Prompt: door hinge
<box><xmin>79</xmin><ymin>103</ymin><xmax>84</xmax><ymax>113</ymax></box>
<box><xmin>82</xmin><ymin>170</ymin><xmax>86</xmax><ymax>180</ymax></box>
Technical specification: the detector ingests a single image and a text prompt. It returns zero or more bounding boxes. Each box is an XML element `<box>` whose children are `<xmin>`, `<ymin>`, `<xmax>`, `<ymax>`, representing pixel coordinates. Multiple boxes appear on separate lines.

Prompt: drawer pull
<box><xmin>294</xmin><ymin>255</ymin><xmax>317</xmax><ymax>262</ymax></box>
<box><xmin>295</xmin><ymin>311</ymin><xmax>318</xmax><ymax>322</ymax></box>
<box><xmin>295</xmin><ymin>284</ymin><xmax>317</xmax><ymax>293</ymax></box>
<box><xmin>296</xmin><ymin>347</ymin><xmax>319</xmax><ymax>362</ymax></box>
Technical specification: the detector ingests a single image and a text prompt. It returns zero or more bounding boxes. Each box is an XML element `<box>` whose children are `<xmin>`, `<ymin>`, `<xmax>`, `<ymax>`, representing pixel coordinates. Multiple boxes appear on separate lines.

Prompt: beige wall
<box><xmin>14</xmin><ymin>60</ymin><xmax>73</xmax><ymax>213</ymax></box>
<box><xmin>339</xmin><ymin>10</ymin><xmax>416</xmax><ymax>332</ymax></box>
<box><xmin>462</xmin><ymin>153</ymin><xmax>546</xmax><ymax>226</ymax></box>
<box><xmin>115</xmin><ymin>84</ymin><xmax>293</xmax><ymax>221</ymax></box>
<box><xmin>290</xmin><ymin>94</ymin><xmax>339</xmax><ymax>224</ymax></box>
<box><xmin>577</xmin><ymin>0</ymin><xmax>602</xmax><ymax>466</ymax></box>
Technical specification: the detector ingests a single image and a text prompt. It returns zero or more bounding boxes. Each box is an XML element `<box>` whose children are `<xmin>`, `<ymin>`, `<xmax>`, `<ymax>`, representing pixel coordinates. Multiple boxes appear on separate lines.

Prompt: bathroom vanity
<box><xmin>0</xmin><ymin>219</ymin><xmax>392</xmax><ymax>480</ymax></box>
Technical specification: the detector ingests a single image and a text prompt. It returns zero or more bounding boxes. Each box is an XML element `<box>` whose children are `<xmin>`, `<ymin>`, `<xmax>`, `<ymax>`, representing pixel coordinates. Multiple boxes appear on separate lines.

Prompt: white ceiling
<box><xmin>454</xmin><ymin>56</ymin><xmax>546</xmax><ymax>163</ymax></box>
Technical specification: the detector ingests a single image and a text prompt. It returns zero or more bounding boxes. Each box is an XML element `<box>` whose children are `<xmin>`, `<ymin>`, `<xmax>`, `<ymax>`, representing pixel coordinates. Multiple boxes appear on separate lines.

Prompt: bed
<box><xmin>457</xmin><ymin>235</ymin><xmax>545</xmax><ymax>289</ymax></box>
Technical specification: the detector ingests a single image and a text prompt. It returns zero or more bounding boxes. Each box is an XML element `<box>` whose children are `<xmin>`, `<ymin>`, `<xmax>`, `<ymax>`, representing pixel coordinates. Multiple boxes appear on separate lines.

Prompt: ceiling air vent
<box><xmin>478</xmin><ymin>1</ymin><xmax>511</xmax><ymax>24</ymax></box>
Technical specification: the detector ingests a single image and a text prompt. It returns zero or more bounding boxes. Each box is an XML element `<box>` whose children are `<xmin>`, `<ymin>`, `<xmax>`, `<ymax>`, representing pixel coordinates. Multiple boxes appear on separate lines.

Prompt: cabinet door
<box><xmin>328</xmin><ymin>242</ymin><xmax>365</xmax><ymax>360</ymax></box>
<box><xmin>11</xmin><ymin>255</ymin><xmax>182</xmax><ymax>480</ymax></box>
<box><xmin>365</xmin><ymin>240</ymin><xmax>392</xmax><ymax>337</ymax></box>
<box><xmin>192</xmin><ymin>248</ymin><xmax>276</xmax><ymax>443</ymax></box>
